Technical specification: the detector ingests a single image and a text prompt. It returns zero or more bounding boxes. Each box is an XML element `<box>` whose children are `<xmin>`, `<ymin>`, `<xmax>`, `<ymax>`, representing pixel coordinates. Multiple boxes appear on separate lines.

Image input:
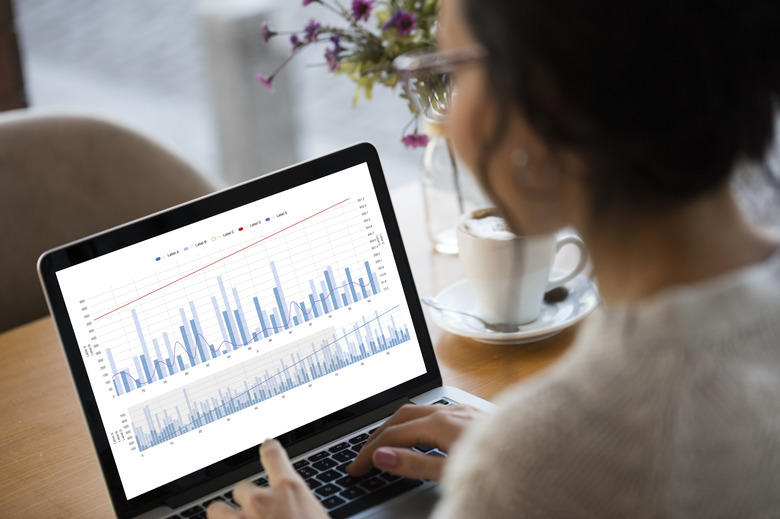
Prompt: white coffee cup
<box><xmin>456</xmin><ymin>208</ymin><xmax>588</xmax><ymax>325</ymax></box>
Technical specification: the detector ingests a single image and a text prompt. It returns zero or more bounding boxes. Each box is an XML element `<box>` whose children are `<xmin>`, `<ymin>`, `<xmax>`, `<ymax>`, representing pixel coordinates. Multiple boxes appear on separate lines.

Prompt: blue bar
<box><xmin>320</xmin><ymin>293</ymin><xmax>329</xmax><ymax>313</ymax></box>
<box><xmin>223</xmin><ymin>311</ymin><xmax>238</xmax><ymax>350</ymax></box>
<box><xmin>212</xmin><ymin>296</ymin><xmax>229</xmax><ymax>346</ymax></box>
<box><xmin>270</xmin><ymin>313</ymin><xmax>278</xmax><ymax>334</ymax></box>
<box><xmin>218</xmin><ymin>276</ymin><xmax>239</xmax><ymax>346</ymax></box>
<box><xmin>234</xmin><ymin>309</ymin><xmax>248</xmax><ymax>345</ymax></box>
<box><xmin>131</xmin><ymin>309</ymin><xmax>154</xmax><ymax>380</ymax></box>
<box><xmin>253</xmin><ymin>297</ymin><xmax>270</xmax><ymax>338</ymax></box>
<box><xmin>166</xmin><ymin>358</ymin><xmax>175</xmax><ymax>375</ymax></box>
<box><xmin>293</xmin><ymin>316</ymin><xmax>299</xmax><ymax>326</ymax></box>
<box><xmin>300</xmin><ymin>302</ymin><xmax>309</xmax><ymax>322</ymax></box>
<box><xmin>152</xmin><ymin>339</ymin><xmax>165</xmax><ymax>380</ymax></box>
<box><xmin>365</xmin><ymin>261</ymin><xmax>377</xmax><ymax>294</ymax></box>
<box><xmin>180</xmin><ymin>325</ymin><xmax>197</xmax><ymax>367</ymax></box>
<box><xmin>270</xmin><ymin>261</ymin><xmax>290</xmax><ymax>327</ymax></box>
<box><xmin>177</xmin><ymin>355</ymin><xmax>185</xmax><ymax>371</ymax></box>
<box><xmin>345</xmin><ymin>267</ymin><xmax>359</xmax><ymax>303</ymax></box>
<box><xmin>189</xmin><ymin>301</ymin><xmax>207</xmax><ymax>358</ymax></box>
<box><xmin>359</xmin><ymin>278</ymin><xmax>368</xmax><ymax>298</ymax></box>
<box><xmin>232</xmin><ymin>287</ymin><xmax>251</xmax><ymax>344</ymax></box>
<box><xmin>309</xmin><ymin>294</ymin><xmax>319</xmax><ymax>318</ymax></box>
<box><xmin>273</xmin><ymin>287</ymin><xmax>288</xmax><ymax>330</ymax></box>
<box><xmin>342</xmin><ymin>293</ymin><xmax>349</xmax><ymax>307</ymax></box>
<box><xmin>324</xmin><ymin>269</ymin><xmax>339</xmax><ymax>310</ymax></box>
<box><xmin>163</xmin><ymin>333</ymin><xmax>177</xmax><ymax>374</ymax></box>
<box><xmin>191</xmin><ymin>321</ymin><xmax>207</xmax><ymax>363</ymax></box>
<box><xmin>122</xmin><ymin>375</ymin><xmax>131</xmax><ymax>394</ymax></box>
<box><xmin>140</xmin><ymin>354</ymin><xmax>152</xmax><ymax>383</ymax></box>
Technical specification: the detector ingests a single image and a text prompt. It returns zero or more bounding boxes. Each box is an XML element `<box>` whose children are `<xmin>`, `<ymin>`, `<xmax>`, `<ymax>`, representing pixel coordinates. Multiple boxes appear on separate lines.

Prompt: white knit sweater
<box><xmin>433</xmin><ymin>248</ymin><xmax>780</xmax><ymax>519</ymax></box>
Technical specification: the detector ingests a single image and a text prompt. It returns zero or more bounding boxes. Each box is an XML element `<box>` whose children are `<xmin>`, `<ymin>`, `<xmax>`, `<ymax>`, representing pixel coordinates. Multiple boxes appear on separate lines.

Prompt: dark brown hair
<box><xmin>461</xmin><ymin>0</ymin><xmax>780</xmax><ymax>214</ymax></box>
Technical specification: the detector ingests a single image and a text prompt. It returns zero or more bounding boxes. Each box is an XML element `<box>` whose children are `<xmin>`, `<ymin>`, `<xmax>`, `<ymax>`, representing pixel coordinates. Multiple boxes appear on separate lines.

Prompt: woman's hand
<box><xmin>347</xmin><ymin>404</ymin><xmax>482</xmax><ymax>481</ymax></box>
<box><xmin>206</xmin><ymin>439</ymin><xmax>328</xmax><ymax>519</ymax></box>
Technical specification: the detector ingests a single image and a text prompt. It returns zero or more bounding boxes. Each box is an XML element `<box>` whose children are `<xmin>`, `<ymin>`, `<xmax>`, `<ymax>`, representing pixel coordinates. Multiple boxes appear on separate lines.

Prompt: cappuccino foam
<box><xmin>461</xmin><ymin>214</ymin><xmax>517</xmax><ymax>241</ymax></box>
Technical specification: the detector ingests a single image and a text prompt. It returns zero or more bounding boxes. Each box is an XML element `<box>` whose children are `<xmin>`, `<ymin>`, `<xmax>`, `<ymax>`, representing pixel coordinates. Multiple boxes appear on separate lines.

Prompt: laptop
<box><xmin>38</xmin><ymin>142</ymin><xmax>494</xmax><ymax>519</ymax></box>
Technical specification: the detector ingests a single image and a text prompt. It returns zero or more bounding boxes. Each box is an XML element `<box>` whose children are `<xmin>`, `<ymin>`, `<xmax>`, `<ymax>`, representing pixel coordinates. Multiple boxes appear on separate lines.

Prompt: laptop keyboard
<box><xmin>167</xmin><ymin>399</ymin><xmax>451</xmax><ymax>519</ymax></box>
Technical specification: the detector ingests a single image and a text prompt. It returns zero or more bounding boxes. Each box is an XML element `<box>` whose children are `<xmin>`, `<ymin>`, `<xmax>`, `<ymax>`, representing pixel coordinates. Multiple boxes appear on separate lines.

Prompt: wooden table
<box><xmin>0</xmin><ymin>182</ymin><xmax>580</xmax><ymax>517</ymax></box>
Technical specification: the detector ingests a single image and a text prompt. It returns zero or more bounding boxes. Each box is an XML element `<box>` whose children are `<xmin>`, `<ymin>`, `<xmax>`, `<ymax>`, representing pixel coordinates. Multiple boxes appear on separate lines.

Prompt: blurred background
<box><xmin>11</xmin><ymin>0</ymin><xmax>423</xmax><ymax>188</ymax></box>
<box><xmin>5</xmin><ymin>0</ymin><xmax>780</xmax><ymax>224</ymax></box>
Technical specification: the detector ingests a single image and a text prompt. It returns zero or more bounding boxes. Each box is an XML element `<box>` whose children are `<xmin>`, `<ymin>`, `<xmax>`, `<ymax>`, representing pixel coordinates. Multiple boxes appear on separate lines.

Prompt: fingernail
<box><xmin>374</xmin><ymin>448</ymin><xmax>398</xmax><ymax>469</ymax></box>
<box><xmin>260</xmin><ymin>438</ymin><xmax>276</xmax><ymax>454</ymax></box>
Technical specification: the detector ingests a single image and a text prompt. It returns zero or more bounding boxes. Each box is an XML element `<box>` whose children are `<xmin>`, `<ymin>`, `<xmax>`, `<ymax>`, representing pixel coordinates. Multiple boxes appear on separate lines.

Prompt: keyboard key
<box><xmin>223</xmin><ymin>490</ymin><xmax>233</xmax><ymax>501</ymax></box>
<box><xmin>351</xmin><ymin>442</ymin><xmax>366</xmax><ymax>454</ymax></box>
<box><xmin>329</xmin><ymin>442</ymin><xmax>350</xmax><ymax>453</ymax></box>
<box><xmin>293</xmin><ymin>459</ymin><xmax>310</xmax><ymax>469</ymax></box>
<box><xmin>333</xmin><ymin>449</ymin><xmax>357</xmax><ymax>462</ymax></box>
<box><xmin>433</xmin><ymin>399</ymin><xmax>451</xmax><ymax>405</ymax></box>
<box><xmin>336</xmin><ymin>462</ymin><xmax>352</xmax><ymax>474</ymax></box>
<box><xmin>321</xmin><ymin>495</ymin><xmax>346</xmax><ymax>510</ymax></box>
<box><xmin>312</xmin><ymin>458</ymin><xmax>338</xmax><ymax>471</ymax></box>
<box><xmin>368</xmin><ymin>427</ymin><xmax>379</xmax><ymax>435</ymax></box>
<box><xmin>349</xmin><ymin>433</ymin><xmax>369</xmax><ymax>444</ymax></box>
<box><xmin>202</xmin><ymin>496</ymin><xmax>225</xmax><ymax>508</ymax></box>
<box><xmin>316</xmin><ymin>469</ymin><xmax>341</xmax><ymax>483</ymax></box>
<box><xmin>253</xmin><ymin>477</ymin><xmax>268</xmax><ymax>486</ymax></box>
<box><xmin>335</xmin><ymin>475</ymin><xmax>363</xmax><ymax>488</ymax></box>
<box><xmin>412</xmin><ymin>444</ymin><xmax>435</xmax><ymax>453</ymax></box>
<box><xmin>339</xmin><ymin>486</ymin><xmax>367</xmax><ymax>500</ymax></box>
<box><xmin>306</xmin><ymin>477</ymin><xmax>323</xmax><ymax>490</ymax></box>
<box><xmin>180</xmin><ymin>505</ymin><xmax>204</xmax><ymax>517</ymax></box>
<box><xmin>379</xmin><ymin>472</ymin><xmax>401</xmax><ymax>482</ymax></box>
<box><xmin>309</xmin><ymin>451</ymin><xmax>330</xmax><ymax>462</ymax></box>
<box><xmin>359</xmin><ymin>477</ymin><xmax>387</xmax><ymax>491</ymax></box>
<box><xmin>315</xmin><ymin>483</ymin><xmax>340</xmax><ymax>497</ymax></box>
<box><xmin>297</xmin><ymin>466</ymin><xmax>318</xmax><ymax>479</ymax></box>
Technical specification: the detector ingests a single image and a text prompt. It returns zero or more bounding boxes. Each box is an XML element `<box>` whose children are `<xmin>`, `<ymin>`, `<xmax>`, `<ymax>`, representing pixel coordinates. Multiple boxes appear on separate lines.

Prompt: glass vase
<box><xmin>420</xmin><ymin>116</ymin><xmax>487</xmax><ymax>254</ymax></box>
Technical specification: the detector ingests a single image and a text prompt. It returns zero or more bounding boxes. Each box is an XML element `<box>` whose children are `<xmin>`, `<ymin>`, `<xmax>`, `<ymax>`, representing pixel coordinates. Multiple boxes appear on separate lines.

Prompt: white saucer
<box><xmin>425</xmin><ymin>274</ymin><xmax>599</xmax><ymax>345</ymax></box>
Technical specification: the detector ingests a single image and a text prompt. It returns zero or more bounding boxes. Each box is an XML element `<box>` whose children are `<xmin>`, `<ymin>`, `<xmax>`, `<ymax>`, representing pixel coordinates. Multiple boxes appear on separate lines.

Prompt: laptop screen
<box><xmin>47</xmin><ymin>149</ymin><xmax>431</xmax><ymax>502</ymax></box>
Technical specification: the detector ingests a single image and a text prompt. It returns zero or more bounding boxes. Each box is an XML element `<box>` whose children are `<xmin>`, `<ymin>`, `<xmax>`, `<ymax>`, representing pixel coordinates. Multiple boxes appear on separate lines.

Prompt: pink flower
<box><xmin>261</xmin><ymin>22</ymin><xmax>275</xmax><ymax>44</ymax></box>
<box><xmin>351</xmin><ymin>0</ymin><xmax>374</xmax><ymax>22</ymax></box>
<box><xmin>401</xmin><ymin>133</ymin><xmax>429</xmax><ymax>149</ymax></box>
<box><xmin>256</xmin><ymin>74</ymin><xmax>275</xmax><ymax>93</ymax></box>
<box><xmin>290</xmin><ymin>34</ymin><xmax>302</xmax><ymax>52</ymax></box>
<box><xmin>383</xmin><ymin>10</ymin><xmax>417</xmax><ymax>36</ymax></box>
<box><xmin>325</xmin><ymin>47</ymin><xmax>341</xmax><ymax>72</ymax></box>
<box><xmin>304</xmin><ymin>19</ymin><xmax>321</xmax><ymax>43</ymax></box>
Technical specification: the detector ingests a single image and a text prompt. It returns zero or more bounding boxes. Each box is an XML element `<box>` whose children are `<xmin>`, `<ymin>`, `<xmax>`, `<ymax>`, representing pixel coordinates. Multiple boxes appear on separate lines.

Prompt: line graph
<box><xmin>130</xmin><ymin>305</ymin><xmax>409</xmax><ymax>451</ymax></box>
<box><xmin>95</xmin><ymin>198</ymin><xmax>350</xmax><ymax>321</ymax></box>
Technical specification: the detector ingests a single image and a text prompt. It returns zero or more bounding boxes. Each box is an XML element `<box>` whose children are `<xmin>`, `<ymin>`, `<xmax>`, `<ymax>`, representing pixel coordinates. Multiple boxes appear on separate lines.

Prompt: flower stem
<box><xmin>445</xmin><ymin>135</ymin><xmax>465</xmax><ymax>215</ymax></box>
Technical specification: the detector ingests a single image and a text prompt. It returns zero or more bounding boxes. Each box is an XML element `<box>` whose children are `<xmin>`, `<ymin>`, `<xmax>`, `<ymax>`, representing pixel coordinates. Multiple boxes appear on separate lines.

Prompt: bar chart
<box><xmin>107</xmin><ymin>258</ymin><xmax>383</xmax><ymax>395</ymax></box>
<box><xmin>130</xmin><ymin>305</ymin><xmax>410</xmax><ymax>451</ymax></box>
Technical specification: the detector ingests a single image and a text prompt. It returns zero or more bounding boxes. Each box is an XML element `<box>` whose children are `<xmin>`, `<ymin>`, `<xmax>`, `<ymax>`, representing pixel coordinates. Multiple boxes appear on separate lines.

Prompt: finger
<box><xmin>350</xmin><ymin>405</ymin><xmax>478</xmax><ymax>476</ymax></box>
<box><xmin>259</xmin><ymin>438</ymin><xmax>298</xmax><ymax>484</ymax></box>
<box><xmin>206</xmin><ymin>500</ymin><xmax>241</xmax><ymax>519</ymax></box>
<box><xmin>364</xmin><ymin>404</ymin><xmax>440</xmax><ymax>445</ymax></box>
<box><xmin>232</xmin><ymin>480</ymin><xmax>267</xmax><ymax>510</ymax></box>
<box><xmin>349</xmin><ymin>405</ymin><xmax>442</xmax><ymax>475</ymax></box>
<box><xmin>349</xmin><ymin>416</ymin><xmax>441</xmax><ymax>475</ymax></box>
<box><xmin>371</xmin><ymin>447</ymin><xmax>446</xmax><ymax>481</ymax></box>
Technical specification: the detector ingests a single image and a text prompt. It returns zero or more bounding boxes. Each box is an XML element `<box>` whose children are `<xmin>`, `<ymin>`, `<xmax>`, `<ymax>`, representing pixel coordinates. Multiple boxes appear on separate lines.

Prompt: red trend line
<box><xmin>95</xmin><ymin>198</ymin><xmax>351</xmax><ymax>321</ymax></box>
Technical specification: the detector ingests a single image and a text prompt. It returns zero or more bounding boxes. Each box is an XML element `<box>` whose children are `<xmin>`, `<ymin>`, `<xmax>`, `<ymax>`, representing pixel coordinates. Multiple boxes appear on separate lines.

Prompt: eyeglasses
<box><xmin>393</xmin><ymin>45</ymin><xmax>487</xmax><ymax>117</ymax></box>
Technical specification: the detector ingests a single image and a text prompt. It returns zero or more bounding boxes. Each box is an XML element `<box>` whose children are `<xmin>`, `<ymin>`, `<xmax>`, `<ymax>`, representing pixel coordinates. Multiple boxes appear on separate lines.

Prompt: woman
<box><xmin>209</xmin><ymin>0</ymin><xmax>780</xmax><ymax>517</ymax></box>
